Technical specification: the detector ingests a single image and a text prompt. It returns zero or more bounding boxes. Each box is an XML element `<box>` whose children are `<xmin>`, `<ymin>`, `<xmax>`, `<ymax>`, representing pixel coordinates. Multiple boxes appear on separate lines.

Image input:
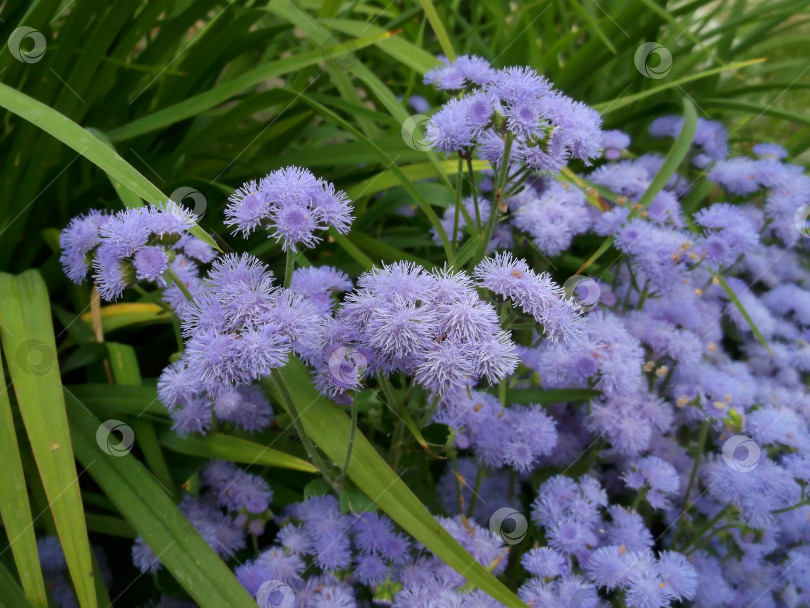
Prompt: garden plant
<box><xmin>0</xmin><ymin>1</ymin><xmax>809</xmax><ymax>607</ymax></box>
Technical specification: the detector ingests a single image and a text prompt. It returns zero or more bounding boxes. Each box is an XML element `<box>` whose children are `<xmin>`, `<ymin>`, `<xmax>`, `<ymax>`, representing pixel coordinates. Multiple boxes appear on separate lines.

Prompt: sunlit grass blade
<box><xmin>267</xmin><ymin>358</ymin><xmax>529</xmax><ymax>608</ymax></box>
<box><xmin>416</xmin><ymin>0</ymin><xmax>456</xmax><ymax>60</ymax></box>
<box><xmin>593</xmin><ymin>60</ymin><xmax>765</xmax><ymax>114</ymax></box>
<box><xmin>67</xmin><ymin>405</ymin><xmax>257</xmax><ymax>608</ymax></box>
<box><xmin>79</xmin><ymin>303</ymin><xmax>172</xmax><ymax>335</ymax></box>
<box><xmin>0</xmin><ymin>270</ymin><xmax>96</xmax><ymax>608</ymax></box>
<box><xmin>0</xmin><ymin>83</ymin><xmax>217</xmax><ymax>251</ymax></box>
<box><xmin>0</xmin><ymin>360</ymin><xmax>49</xmax><ymax>608</ymax></box>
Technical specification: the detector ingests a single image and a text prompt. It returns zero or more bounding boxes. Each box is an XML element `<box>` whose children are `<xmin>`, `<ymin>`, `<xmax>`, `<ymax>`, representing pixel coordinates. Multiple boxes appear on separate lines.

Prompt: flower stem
<box><xmin>267</xmin><ymin>370</ymin><xmax>336</xmax><ymax>490</ymax></box>
<box><xmin>165</xmin><ymin>268</ymin><xmax>193</xmax><ymax>302</ymax></box>
<box><xmin>452</xmin><ymin>155</ymin><xmax>464</xmax><ymax>248</ymax></box>
<box><xmin>284</xmin><ymin>248</ymin><xmax>295</xmax><ymax>288</ymax></box>
<box><xmin>672</xmin><ymin>420</ymin><xmax>709</xmax><ymax>546</ymax></box>
<box><xmin>466</xmin><ymin>155</ymin><xmax>481</xmax><ymax>230</ymax></box>
<box><xmin>466</xmin><ymin>465</ymin><xmax>485</xmax><ymax>518</ymax></box>
<box><xmin>339</xmin><ymin>398</ymin><xmax>358</xmax><ymax>487</ymax></box>
<box><xmin>472</xmin><ymin>132</ymin><xmax>514</xmax><ymax>268</ymax></box>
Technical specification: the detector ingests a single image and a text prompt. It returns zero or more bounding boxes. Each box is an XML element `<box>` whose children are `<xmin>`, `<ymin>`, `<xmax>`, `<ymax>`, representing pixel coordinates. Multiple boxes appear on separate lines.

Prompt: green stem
<box><xmin>771</xmin><ymin>498</ymin><xmax>810</xmax><ymax>514</ymax></box>
<box><xmin>452</xmin><ymin>155</ymin><xmax>464</xmax><ymax>247</ymax></box>
<box><xmin>379</xmin><ymin>374</ymin><xmax>407</xmax><ymax>469</ymax></box>
<box><xmin>165</xmin><ymin>268</ymin><xmax>194</xmax><ymax>302</ymax></box>
<box><xmin>681</xmin><ymin>505</ymin><xmax>732</xmax><ymax>553</ymax></box>
<box><xmin>339</xmin><ymin>398</ymin><xmax>358</xmax><ymax>487</ymax></box>
<box><xmin>268</xmin><ymin>370</ymin><xmax>336</xmax><ymax>489</ymax></box>
<box><xmin>466</xmin><ymin>155</ymin><xmax>481</xmax><ymax>230</ymax></box>
<box><xmin>471</xmin><ymin>132</ymin><xmax>514</xmax><ymax>268</ymax></box>
<box><xmin>672</xmin><ymin>420</ymin><xmax>710</xmax><ymax>546</ymax></box>
<box><xmin>466</xmin><ymin>465</ymin><xmax>485</xmax><ymax>518</ymax></box>
<box><xmin>284</xmin><ymin>248</ymin><xmax>295</xmax><ymax>288</ymax></box>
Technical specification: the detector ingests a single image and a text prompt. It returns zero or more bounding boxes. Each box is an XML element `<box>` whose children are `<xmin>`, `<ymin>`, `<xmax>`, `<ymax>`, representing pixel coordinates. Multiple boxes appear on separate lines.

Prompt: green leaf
<box><xmin>593</xmin><ymin>60</ymin><xmax>765</xmax><ymax>114</ymax></box>
<box><xmin>106</xmin><ymin>342</ymin><xmax>176</xmax><ymax>496</ymax></box>
<box><xmin>158</xmin><ymin>431</ymin><xmax>318</xmax><ymax>473</ymax></box>
<box><xmin>714</xmin><ymin>274</ymin><xmax>773</xmax><ymax>354</ymax></box>
<box><xmin>107</xmin><ymin>31</ymin><xmax>391</xmax><ymax>141</ymax></box>
<box><xmin>64</xmin><ymin>384</ymin><xmax>167</xmax><ymax>419</ymax></box>
<box><xmin>0</xmin><ymin>561</ymin><xmax>35</xmax><ymax>608</ymax></box>
<box><xmin>268</xmin><ymin>358</ymin><xmax>528</xmax><ymax>608</ymax></box>
<box><xmin>81</xmin><ymin>302</ymin><xmax>172</xmax><ymax>335</ymax></box>
<box><xmin>67</xmin><ymin>405</ymin><xmax>257</xmax><ymax>608</ymax></box>
<box><xmin>699</xmin><ymin>98</ymin><xmax>810</xmax><ymax>128</ymax></box>
<box><xmin>417</xmin><ymin>0</ymin><xmax>456</xmax><ymax>60</ymax></box>
<box><xmin>0</xmin><ymin>83</ymin><xmax>218</xmax><ymax>251</ymax></box>
<box><xmin>0</xmin><ymin>360</ymin><xmax>49</xmax><ymax>608</ymax></box>
<box><xmin>636</xmin><ymin>97</ymin><xmax>697</xmax><ymax>210</ymax></box>
<box><xmin>0</xmin><ymin>270</ymin><xmax>96</xmax><ymax>608</ymax></box>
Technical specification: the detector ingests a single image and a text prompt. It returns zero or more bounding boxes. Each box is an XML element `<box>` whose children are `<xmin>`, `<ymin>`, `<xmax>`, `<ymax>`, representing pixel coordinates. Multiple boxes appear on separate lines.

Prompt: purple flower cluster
<box><xmin>424</xmin><ymin>55</ymin><xmax>603</xmax><ymax>174</ymax></box>
<box><xmin>474</xmin><ymin>252</ymin><xmax>584</xmax><ymax>343</ymax></box>
<box><xmin>58</xmin><ymin>59</ymin><xmax>810</xmax><ymax>608</ymax></box>
<box><xmin>59</xmin><ymin>202</ymin><xmax>216</xmax><ymax>302</ymax></box>
<box><xmin>157</xmin><ymin>254</ymin><xmax>323</xmax><ymax>434</ymax></box>
<box><xmin>225</xmin><ymin>166</ymin><xmax>353</xmax><ymax>251</ymax></box>
<box><xmin>324</xmin><ymin>262</ymin><xmax>518</xmax><ymax>399</ymax></box>
<box><xmin>436</xmin><ymin>389</ymin><xmax>558</xmax><ymax>473</ymax></box>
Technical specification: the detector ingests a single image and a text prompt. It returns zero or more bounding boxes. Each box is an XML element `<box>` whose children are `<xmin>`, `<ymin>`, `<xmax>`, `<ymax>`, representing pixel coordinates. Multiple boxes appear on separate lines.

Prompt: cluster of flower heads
<box><xmin>56</xmin><ymin>53</ymin><xmax>810</xmax><ymax>608</ymax></box>
<box><xmin>424</xmin><ymin>55</ymin><xmax>603</xmax><ymax>173</ymax></box>
<box><xmin>314</xmin><ymin>262</ymin><xmax>522</xmax><ymax>401</ymax></box>
<box><xmin>225</xmin><ymin>166</ymin><xmax>353</xmax><ymax>251</ymax></box>
<box><xmin>157</xmin><ymin>253</ymin><xmax>327</xmax><ymax>435</ymax></box>
<box><xmin>59</xmin><ymin>202</ymin><xmax>216</xmax><ymax>310</ymax></box>
<box><xmin>417</xmin><ymin>56</ymin><xmax>810</xmax><ymax>606</ymax></box>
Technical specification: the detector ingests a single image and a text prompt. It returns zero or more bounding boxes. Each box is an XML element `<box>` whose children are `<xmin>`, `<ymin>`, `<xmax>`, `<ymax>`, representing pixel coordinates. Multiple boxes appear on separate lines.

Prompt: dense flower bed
<box><xmin>52</xmin><ymin>55</ymin><xmax>810</xmax><ymax>608</ymax></box>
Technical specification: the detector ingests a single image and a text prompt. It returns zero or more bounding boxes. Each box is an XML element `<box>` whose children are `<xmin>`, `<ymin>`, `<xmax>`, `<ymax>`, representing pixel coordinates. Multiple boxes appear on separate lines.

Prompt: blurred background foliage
<box><xmin>1</xmin><ymin>0</ymin><xmax>808</xmax><ymax>280</ymax></box>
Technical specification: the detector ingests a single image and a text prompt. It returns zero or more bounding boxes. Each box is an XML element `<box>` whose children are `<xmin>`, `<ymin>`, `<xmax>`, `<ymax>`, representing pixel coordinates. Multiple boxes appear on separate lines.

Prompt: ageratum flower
<box><xmin>157</xmin><ymin>253</ymin><xmax>322</xmax><ymax>435</ymax></box>
<box><xmin>474</xmin><ymin>252</ymin><xmax>584</xmax><ymax>343</ymax></box>
<box><xmin>225</xmin><ymin>166</ymin><xmax>353</xmax><ymax>251</ymax></box>
<box><xmin>424</xmin><ymin>57</ymin><xmax>603</xmax><ymax>174</ymax></box>
<box><xmin>333</xmin><ymin>262</ymin><xmax>518</xmax><ymax>398</ymax></box>
<box><xmin>59</xmin><ymin>202</ymin><xmax>215</xmax><ymax>301</ymax></box>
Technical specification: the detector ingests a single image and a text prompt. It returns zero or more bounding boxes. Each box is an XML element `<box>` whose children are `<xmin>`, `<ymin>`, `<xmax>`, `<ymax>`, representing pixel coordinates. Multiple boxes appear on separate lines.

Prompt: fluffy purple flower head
<box><xmin>601</xmin><ymin>129</ymin><xmax>631</xmax><ymax>160</ymax></box>
<box><xmin>225</xmin><ymin>167</ymin><xmax>353</xmax><ymax>251</ymax></box>
<box><xmin>424</xmin><ymin>54</ymin><xmax>495</xmax><ymax>90</ymax></box>
<box><xmin>474</xmin><ymin>252</ymin><xmax>584</xmax><ymax>343</ymax></box>
<box><xmin>59</xmin><ymin>209</ymin><xmax>109</xmax><ymax>282</ymax></box>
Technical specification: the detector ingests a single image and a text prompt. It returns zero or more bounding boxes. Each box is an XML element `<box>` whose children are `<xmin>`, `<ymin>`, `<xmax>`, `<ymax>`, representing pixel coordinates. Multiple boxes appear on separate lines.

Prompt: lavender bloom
<box><xmin>334</xmin><ymin>262</ymin><xmax>518</xmax><ymax>399</ymax></box>
<box><xmin>474</xmin><ymin>252</ymin><xmax>584</xmax><ymax>343</ymax></box>
<box><xmin>60</xmin><ymin>202</ymin><xmax>213</xmax><ymax>301</ymax></box>
<box><xmin>602</xmin><ymin>129</ymin><xmax>631</xmax><ymax>160</ymax></box>
<box><xmin>509</xmin><ymin>181</ymin><xmax>592</xmax><ymax>256</ymax></box>
<box><xmin>622</xmin><ymin>456</ymin><xmax>680</xmax><ymax>509</ymax></box>
<box><xmin>290</xmin><ymin>265</ymin><xmax>352</xmax><ymax>314</ymax></box>
<box><xmin>424</xmin><ymin>54</ymin><xmax>495</xmax><ymax>90</ymax></box>
<box><xmin>59</xmin><ymin>210</ymin><xmax>108</xmax><ymax>282</ymax></box>
<box><xmin>225</xmin><ymin>167</ymin><xmax>353</xmax><ymax>251</ymax></box>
